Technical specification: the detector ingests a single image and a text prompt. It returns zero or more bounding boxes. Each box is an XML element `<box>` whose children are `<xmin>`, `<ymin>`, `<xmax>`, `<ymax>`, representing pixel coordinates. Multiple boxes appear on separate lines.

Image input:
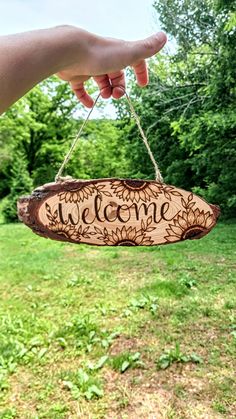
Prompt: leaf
<box><xmin>38</xmin><ymin>348</ymin><xmax>48</xmax><ymax>359</ymax></box>
<box><xmin>146</xmin><ymin>227</ymin><xmax>156</xmax><ymax>232</ymax></box>
<box><xmin>190</xmin><ymin>353</ymin><xmax>203</xmax><ymax>364</ymax></box>
<box><xmin>97</xmin><ymin>185</ymin><xmax>105</xmax><ymax>190</ymax></box>
<box><xmin>141</xmin><ymin>220</ymin><xmax>146</xmax><ymax>231</ymax></box>
<box><xmin>147</xmin><ymin>216</ymin><xmax>152</xmax><ymax>226</ymax></box>
<box><xmin>53</xmin><ymin>209</ymin><xmax>58</xmax><ymax>218</ymax></box>
<box><xmin>181</xmin><ymin>198</ymin><xmax>187</xmax><ymax>209</ymax></box>
<box><xmin>94</xmin><ymin>355</ymin><xmax>109</xmax><ymax>370</ymax></box>
<box><xmin>94</xmin><ymin>226</ymin><xmax>102</xmax><ymax>234</ymax></box>
<box><xmin>102</xmin><ymin>191</ymin><xmax>112</xmax><ymax>197</ymax></box>
<box><xmin>45</xmin><ymin>203</ymin><xmax>51</xmax><ymax>212</ymax></box>
<box><xmin>85</xmin><ymin>385</ymin><xmax>103</xmax><ymax>399</ymax></box>
<box><xmin>159</xmin><ymin>360</ymin><xmax>170</xmax><ymax>370</ymax></box>
<box><xmin>188</xmin><ymin>202</ymin><xmax>196</xmax><ymax>209</ymax></box>
<box><xmin>188</xmin><ymin>193</ymin><xmax>193</xmax><ymax>203</ymax></box>
<box><xmin>62</xmin><ymin>380</ymin><xmax>74</xmax><ymax>390</ymax></box>
<box><xmin>164</xmin><ymin>191</ymin><xmax>171</xmax><ymax>200</ymax></box>
<box><xmin>121</xmin><ymin>360</ymin><xmax>130</xmax><ymax>373</ymax></box>
<box><xmin>171</xmin><ymin>191</ymin><xmax>182</xmax><ymax>197</ymax></box>
<box><xmin>131</xmin><ymin>352</ymin><xmax>140</xmax><ymax>361</ymax></box>
<box><xmin>180</xmin><ymin>355</ymin><xmax>189</xmax><ymax>363</ymax></box>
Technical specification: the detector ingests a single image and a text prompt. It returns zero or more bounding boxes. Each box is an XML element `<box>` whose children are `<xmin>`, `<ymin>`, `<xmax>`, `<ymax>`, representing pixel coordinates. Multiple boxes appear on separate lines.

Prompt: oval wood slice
<box><xmin>17</xmin><ymin>178</ymin><xmax>220</xmax><ymax>246</ymax></box>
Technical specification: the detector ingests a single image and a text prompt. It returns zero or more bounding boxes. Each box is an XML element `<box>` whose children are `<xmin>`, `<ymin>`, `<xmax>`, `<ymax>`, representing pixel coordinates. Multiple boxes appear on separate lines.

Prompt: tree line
<box><xmin>0</xmin><ymin>0</ymin><xmax>235</xmax><ymax>221</ymax></box>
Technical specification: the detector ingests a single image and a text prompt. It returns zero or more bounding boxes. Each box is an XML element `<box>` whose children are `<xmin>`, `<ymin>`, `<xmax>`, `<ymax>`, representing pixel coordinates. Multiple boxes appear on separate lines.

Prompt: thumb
<box><xmin>127</xmin><ymin>32</ymin><xmax>167</xmax><ymax>64</ymax></box>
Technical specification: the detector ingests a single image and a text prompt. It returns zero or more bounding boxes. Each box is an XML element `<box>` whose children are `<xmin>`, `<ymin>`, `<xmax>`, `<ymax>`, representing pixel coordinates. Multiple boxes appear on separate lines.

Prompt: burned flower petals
<box><xmin>103</xmin><ymin>225</ymin><xmax>154</xmax><ymax>246</ymax></box>
<box><xmin>59</xmin><ymin>185</ymin><xmax>96</xmax><ymax>203</ymax></box>
<box><xmin>49</xmin><ymin>221</ymin><xmax>76</xmax><ymax>239</ymax></box>
<box><xmin>110</xmin><ymin>180</ymin><xmax>162</xmax><ymax>203</ymax></box>
<box><xmin>165</xmin><ymin>208</ymin><xmax>214</xmax><ymax>242</ymax></box>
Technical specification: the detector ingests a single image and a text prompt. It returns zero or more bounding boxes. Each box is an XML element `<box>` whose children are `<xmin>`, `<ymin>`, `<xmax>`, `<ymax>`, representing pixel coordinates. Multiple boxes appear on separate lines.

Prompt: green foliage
<box><xmin>122</xmin><ymin>294</ymin><xmax>158</xmax><ymax>317</ymax></box>
<box><xmin>109</xmin><ymin>352</ymin><xmax>144</xmax><ymax>373</ymax></box>
<box><xmin>2</xmin><ymin>151</ymin><xmax>33</xmax><ymax>222</ymax></box>
<box><xmin>0</xmin><ymin>409</ymin><xmax>17</xmax><ymax>419</ymax></box>
<box><xmin>115</xmin><ymin>0</ymin><xmax>236</xmax><ymax>217</ymax></box>
<box><xmin>156</xmin><ymin>343</ymin><xmax>203</xmax><ymax>370</ymax></box>
<box><xmin>61</xmin><ymin>368</ymin><xmax>103</xmax><ymax>400</ymax></box>
<box><xmin>55</xmin><ymin>314</ymin><xmax>118</xmax><ymax>353</ymax></box>
<box><xmin>66</xmin><ymin>119</ymin><xmax>130</xmax><ymax>179</ymax></box>
<box><xmin>0</xmin><ymin>78</ymin><xmax>131</xmax><ymax>214</ymax></box>
<box><xmin>0</xmin><ymin>222</ymin><xmax>235</xmax><ymax>415</ymax></box>
<box><xmin>0</xmin><ymin>3</ymin><xmax>235</xmax><ymax>222</ymax></box>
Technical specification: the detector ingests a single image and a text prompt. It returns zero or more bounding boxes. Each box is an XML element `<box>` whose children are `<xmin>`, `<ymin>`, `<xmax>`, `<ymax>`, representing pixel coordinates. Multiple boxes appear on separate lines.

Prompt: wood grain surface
<box><xmin>17</xmin><ymin>178</ymin><xmax>220</xmax><ymax>246</ymax></box>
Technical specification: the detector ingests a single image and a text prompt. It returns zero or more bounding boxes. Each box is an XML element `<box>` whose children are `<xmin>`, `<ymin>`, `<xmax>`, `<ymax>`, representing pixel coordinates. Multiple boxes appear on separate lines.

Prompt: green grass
<box><xmin>0</xmin><ymin>222</ymin><xmax>235</xmax><ymax>418</ymax></box>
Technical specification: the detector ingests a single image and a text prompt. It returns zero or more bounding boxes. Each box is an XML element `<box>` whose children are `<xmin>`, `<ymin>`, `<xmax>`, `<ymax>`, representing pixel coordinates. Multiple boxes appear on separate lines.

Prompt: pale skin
<box><xmin>0</xmin><ymin>25</ymin><xmax>167</xmax><ymax>115</ymax></box>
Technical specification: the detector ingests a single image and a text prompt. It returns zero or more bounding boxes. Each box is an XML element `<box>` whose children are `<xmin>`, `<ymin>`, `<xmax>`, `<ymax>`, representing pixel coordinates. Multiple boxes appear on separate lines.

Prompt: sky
<box><xmin>0</xmin><ymin>0</ymin><xmax>165</xmax><ymax>118</ymax></box>
<box><xmin>0</xmin><ymin>0</ymin><xmax>161</xmax><ymax>38</ymax></box>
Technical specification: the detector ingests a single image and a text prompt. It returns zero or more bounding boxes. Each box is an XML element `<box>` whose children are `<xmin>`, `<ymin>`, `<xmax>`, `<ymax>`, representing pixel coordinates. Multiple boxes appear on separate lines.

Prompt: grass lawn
<box><xmin>0</xmin><ymin>222</ymin><xmax>235</xmax><ymax>418</ymax></box>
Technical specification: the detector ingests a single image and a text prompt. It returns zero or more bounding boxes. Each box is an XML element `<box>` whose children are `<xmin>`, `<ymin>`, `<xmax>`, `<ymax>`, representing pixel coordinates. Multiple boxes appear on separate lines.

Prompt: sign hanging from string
<box><xmin>18</xmin><ymin>91</ymin><xmax>220</xmax><ymax>246</ymax></box>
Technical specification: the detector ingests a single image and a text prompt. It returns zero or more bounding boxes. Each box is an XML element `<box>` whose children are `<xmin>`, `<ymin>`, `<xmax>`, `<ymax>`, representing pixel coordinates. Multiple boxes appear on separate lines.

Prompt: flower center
<box><xmin>117</xmin><ymin>239</ymin><xmax>137</xmax><ymax>246</ymax></box>
<box><xmin>182</xmin><ymin>225</ymin><xmax>206</xmax><ymax>240</ymax></box>
<box><xmin>123</xmin><ymin>180</ymin><xmax>147</xmax><ymax>190</ymax></box>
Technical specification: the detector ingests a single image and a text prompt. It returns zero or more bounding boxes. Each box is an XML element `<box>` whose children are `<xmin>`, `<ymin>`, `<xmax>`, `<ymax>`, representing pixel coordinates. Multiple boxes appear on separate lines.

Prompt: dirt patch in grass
<box><xmin>103</xmin><ymin>362</ymin><xmax>228</xmax><ymax>419</ymax></box>
<box><xmin>109</xmin><ymin>335</ymin><xmax>143</xmax><ymax>356</ymax></box>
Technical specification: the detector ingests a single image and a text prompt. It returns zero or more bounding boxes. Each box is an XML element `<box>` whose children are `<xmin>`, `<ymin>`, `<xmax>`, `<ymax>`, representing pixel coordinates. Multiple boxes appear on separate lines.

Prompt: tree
<box><xmin>115</xmin><ymin>0</ymin><xmax>236</xmax><ymax>217</ymax></box>
<box><xmin>2</xmin><ymin>151</ymin><xmax>33</xmax><ymax>222</ymax></box>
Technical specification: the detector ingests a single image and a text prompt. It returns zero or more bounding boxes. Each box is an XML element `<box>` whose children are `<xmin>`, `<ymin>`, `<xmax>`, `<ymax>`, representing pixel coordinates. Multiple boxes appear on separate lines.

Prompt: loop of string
<box><xmin>55</xmin><ymin>90</ymin><xmax>163</xmax><ymax>183</ymax></box>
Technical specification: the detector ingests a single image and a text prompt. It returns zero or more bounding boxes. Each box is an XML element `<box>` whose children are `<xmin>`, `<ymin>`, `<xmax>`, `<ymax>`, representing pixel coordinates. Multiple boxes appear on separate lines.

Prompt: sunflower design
<box><xmin>164</xmin><ymin>207</ymin><xmax>215</xmax><ymax>242</ymax></box>
<box><xmin>110</xmin><ymin>180</ymin><xmax>162</xmax><ymax>203</ymax></box>
<box><xmin>58</xmin><ymin>184</ymin><xmax>96</xmax><ymax>203</ymax></box>
<box><xmin>49</xmin><ymin>221</ymin><xmax>77</xmax><ymax>240</ymax></box>
<box><xmin>101</xmin><ymin>225</ymin><xmax>154</xmax><ymax>246</ymax></box>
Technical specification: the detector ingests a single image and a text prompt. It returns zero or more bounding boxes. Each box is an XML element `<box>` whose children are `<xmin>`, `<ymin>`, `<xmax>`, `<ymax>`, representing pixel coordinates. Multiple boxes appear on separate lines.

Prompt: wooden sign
<box><xmin>18</xmin><ymin>178</ymin><xmax>220</xmax><ymax>246</ymax></box>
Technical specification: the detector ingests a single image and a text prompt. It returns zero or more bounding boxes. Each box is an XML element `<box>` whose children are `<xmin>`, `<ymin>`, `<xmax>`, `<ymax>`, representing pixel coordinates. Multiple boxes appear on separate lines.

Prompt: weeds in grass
<box><xmin>0</xmin><ymin>409</ymin><xmax>17</xmax><ymax>419</ymax></box>
<box><xmin>109</xmin><ymin>351</ymin><xmax>144</xmax><ymax>373</ymax></box>
<box><xmin>61</xmin><ymin>368</ymin><xmax>103</xmax><ymax>400</ymax></box>
<box><xmin>0</xmin><ymin>223</ymin><xmax>235</xmax><ymax>417</ymax></box>
<box><xmin>178</xmin><ymin>274</ymin><xmax>197</xmax><ymax>289</ymax></box>
<box><xmin>156</xmin><ymin>343</ymin><xmax>203</xmax><ymax>370</ymax></box>
<box><xmin>122</xmin><ymin>294</ymin><xmax>158</xmax><ymax>317</ymax></box>
<box><xmin>67</xmin><ymin>275</ymin><xmax>92</xmax><ymax>287</ymax></box>
<box><xmin>55</xmin><ymin>314</ymin><xmax>119</xmax><ymax>353</ymax></box>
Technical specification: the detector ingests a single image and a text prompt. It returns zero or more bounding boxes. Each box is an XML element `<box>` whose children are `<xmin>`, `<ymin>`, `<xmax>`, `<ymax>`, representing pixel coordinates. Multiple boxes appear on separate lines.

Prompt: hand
<box><xmin>56</xmin><ymin>26</ymin><xmax>167</xmax><ymax>107</ymax></box>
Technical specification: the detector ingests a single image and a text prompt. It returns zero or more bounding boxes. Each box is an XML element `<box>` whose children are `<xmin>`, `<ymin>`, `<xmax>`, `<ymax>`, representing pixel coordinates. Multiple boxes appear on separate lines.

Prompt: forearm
<box><xmin>0</xmin><ymin>26</ymin><xmax>83</xmax><ymax>114</ymax></box>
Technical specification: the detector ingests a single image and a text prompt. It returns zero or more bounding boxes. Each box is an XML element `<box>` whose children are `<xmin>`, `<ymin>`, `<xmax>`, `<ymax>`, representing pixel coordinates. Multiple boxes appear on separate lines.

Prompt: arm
<box><xmin>0</xmin><ymin>25</ymin><xmax>167</xmax><ymax>114</ymax></box>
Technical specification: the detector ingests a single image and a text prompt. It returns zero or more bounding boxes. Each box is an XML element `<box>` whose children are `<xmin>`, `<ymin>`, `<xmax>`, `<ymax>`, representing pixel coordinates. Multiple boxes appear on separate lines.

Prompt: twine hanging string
<box><xmin>55</xmin><ymin>93</ymin><xmax>101</xmax><ymax>182</ymax></box>
<box><xmin>124</xmin><ymin>91</ymin><xmax>163</xmax><ymax>183</ymax></box>
<box><xmin>55</xmin><ymin>90</ymin><xmax>163</xmax><ymax>183</ymax></box>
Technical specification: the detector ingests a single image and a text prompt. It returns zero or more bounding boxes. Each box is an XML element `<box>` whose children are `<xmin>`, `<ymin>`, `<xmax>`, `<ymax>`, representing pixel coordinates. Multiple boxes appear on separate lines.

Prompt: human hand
<box><xmin>56</xmin><ymin>26</ymin><xmax>167</xmax><ymax>107</ymax></box>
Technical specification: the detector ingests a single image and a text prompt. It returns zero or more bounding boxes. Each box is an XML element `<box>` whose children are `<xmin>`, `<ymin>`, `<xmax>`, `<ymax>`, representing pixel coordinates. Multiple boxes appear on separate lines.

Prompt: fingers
<box><xmin>71</xmin><ymin>82</ymin><xmax>94</xmax><ymax>108</ymax></box>
<box><xmin>132</xmin><ymin>60</ymin><xmax>148</xmax><ymax>86</ymax></box>
<box><xmin>74</xmin><ymin>71</ymin><xmax>126</xmax><ymax>108</ymax></box>
<box><xmin>93</xmin><ymin>75</ymin><xmax>112</xmax><ymax>98</ymax></box>
<box><xmin>107</xmin><ymin>71</ymin><xmax>125</xmax><ymax>99</ymax></box>
<box><xmin>95</xmin><ymin>71</ymin><xmax>126</xmax><ymax>99</ymax></box>
<box><xmin>69</xmin><ymin>31</ymin><xmax>167</xmax><ymax>107</ymax></box>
